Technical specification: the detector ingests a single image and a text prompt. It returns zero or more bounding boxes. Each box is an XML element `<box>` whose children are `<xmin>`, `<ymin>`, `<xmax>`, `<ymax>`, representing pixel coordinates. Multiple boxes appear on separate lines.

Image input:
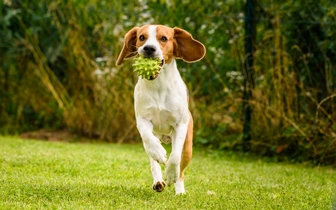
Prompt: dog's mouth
<box><xmin>148</xmin><ymin>59</ymin><xmax>164</xmax><ymax>81</ymax></box>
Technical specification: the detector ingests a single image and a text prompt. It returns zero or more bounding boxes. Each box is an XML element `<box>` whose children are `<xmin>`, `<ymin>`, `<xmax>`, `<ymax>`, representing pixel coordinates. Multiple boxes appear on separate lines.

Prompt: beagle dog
<box><xmin>116</xmin><ymin>25</ymin><xmax>205</xmax><ymax>194</ymax></box>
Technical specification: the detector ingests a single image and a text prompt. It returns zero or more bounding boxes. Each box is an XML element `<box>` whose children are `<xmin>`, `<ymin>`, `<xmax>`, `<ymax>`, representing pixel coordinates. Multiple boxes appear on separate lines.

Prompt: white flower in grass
<box><xmin>207</xmin><ymin>190</ymin><xmax>216</xmax><ymax>196</ymax></box>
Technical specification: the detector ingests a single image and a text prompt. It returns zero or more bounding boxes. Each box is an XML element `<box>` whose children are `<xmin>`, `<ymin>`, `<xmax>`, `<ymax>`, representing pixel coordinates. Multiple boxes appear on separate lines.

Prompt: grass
<box><xmin>0</xmin><ymin>136</ymin><xmax>335</xmax><ymax>209</ymax></box>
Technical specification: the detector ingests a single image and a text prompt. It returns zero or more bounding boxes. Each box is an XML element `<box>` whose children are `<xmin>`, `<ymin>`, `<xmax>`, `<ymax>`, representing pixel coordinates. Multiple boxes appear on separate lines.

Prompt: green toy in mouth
<box><xmin>133</xmin><ymin>55</ymin><xmax>163</xmax><ymax>80</ymax></box>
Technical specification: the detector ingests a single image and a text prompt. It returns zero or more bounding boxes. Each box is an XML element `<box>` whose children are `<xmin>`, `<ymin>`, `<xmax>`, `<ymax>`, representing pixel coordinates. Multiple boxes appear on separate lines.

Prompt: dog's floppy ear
<box><xmin>116</xmin><ymin>27</ymin><xmax>139</xmax><ymax>66</ymax></box>
<box><xmin>173</xmin><ymin>27</ymin><xmax>206</xmax><ymax>63</ymax></box>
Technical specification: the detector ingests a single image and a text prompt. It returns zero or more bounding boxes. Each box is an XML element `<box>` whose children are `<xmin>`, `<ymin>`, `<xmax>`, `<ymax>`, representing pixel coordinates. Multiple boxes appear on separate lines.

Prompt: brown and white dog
<box><xmin>116</xmin><ymin>25</ymin><xmax>205</xmax><ymax>194</ymax></box>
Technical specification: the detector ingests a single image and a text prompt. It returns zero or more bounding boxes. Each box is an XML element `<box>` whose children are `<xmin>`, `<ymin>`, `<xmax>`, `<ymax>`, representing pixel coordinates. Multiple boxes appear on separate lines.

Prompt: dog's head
<box><xmin>116</xmin><ymin>25</ymin><xmax>206</xmax><ymax>76</ymax></box>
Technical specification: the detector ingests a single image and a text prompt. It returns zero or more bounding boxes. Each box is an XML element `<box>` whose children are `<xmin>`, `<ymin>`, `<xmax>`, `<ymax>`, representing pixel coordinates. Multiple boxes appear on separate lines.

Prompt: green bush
<box><xmin>0</xmin><ymin>0</ymin><xmax>335</xmax><ymax>165</ymax></box>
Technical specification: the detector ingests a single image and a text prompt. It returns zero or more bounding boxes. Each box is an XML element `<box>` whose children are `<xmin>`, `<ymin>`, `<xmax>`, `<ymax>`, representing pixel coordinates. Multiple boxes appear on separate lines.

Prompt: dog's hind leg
<box><xmin>175</xmin><ymin>112</ymin><xmax>193</xmax><ymax>194</ymax></box>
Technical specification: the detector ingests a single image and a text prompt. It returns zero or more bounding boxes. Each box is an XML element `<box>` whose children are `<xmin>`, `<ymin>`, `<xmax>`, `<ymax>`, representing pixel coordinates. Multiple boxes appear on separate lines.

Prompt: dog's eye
<box><xmin>161</xmin><ymin>36</ymin><xmax>168</xmax><ymax>42</ymax></box>
<box><xmin>139</xmin><ymin>35</ymin><xmax>145</xmax><ymax>41</ymax></box>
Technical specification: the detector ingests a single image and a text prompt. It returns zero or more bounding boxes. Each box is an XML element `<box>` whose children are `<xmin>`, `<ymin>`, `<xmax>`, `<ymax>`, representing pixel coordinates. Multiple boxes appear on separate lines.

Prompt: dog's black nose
<box><xmin>143</xmin><ymin>45</ymin><xmax>156</xmax><ymax>55</ymax></box>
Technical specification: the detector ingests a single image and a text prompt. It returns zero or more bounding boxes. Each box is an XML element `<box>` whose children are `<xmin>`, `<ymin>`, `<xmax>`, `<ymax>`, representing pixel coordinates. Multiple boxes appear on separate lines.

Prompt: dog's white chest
<box><xmin>135</xmin><ymin>90</ymin><xmax>187</xmax><ymax>135</ymax></box>
<box><xmin>148</xmin><ymin>107</ymin><xmax>177</xmax><ymax>135</ymax></box>
<box><xmin>134</xmin><ymin>70</ymin><xmax>189</xmax><ymax>135</ymax></box>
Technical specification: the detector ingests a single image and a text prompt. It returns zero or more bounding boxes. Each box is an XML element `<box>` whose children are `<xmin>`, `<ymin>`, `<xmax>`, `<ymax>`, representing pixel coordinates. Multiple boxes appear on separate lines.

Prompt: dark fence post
<box><xmin>242</xmin><ymin>0</ymin><xmax>256</xmax><ymax>152</ymax></box>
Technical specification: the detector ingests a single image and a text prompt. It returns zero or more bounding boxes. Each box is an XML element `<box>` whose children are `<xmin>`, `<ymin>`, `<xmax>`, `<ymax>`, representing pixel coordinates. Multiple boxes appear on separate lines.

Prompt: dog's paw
<box><xmin>152</xmin><ymin>181</ymin><xmax>166</xmax><ymax>192</ymax></box>
<box><xmin>164</xmin><ymin>162</ymin><xmax>179</xmax><ymax>186</ymax></box>
<box><xmin>174</xmin><ymin>179</ymin><xmax>185</xmax><ymax>195</ymax></box>
<box><xmin>145</xmin><ymin>141</ymin><xmax>167</xmax><ymax>164</ymax></box>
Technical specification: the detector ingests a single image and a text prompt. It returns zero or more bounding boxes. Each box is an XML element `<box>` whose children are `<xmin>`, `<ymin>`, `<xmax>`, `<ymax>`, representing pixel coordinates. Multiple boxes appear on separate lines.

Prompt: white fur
<box><xmin>134</xmin><ymin>26</ymin><xmax>189</xmax><ymax>194</ymax></box>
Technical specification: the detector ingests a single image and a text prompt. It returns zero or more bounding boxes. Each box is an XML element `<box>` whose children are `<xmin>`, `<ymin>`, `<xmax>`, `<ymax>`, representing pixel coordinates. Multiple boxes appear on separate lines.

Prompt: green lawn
<box><xmin>0</xmin><ymin>136</ymin><xmax>335</xmax><ymax>209</ymax></box>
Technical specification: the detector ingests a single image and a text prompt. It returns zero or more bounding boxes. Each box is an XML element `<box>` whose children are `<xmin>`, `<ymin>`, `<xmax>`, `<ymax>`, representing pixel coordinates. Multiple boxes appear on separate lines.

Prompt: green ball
<box><xmin>132</xmin><ymin>56</ymin><xmax>162</xmax><ymax>79</ymax></box>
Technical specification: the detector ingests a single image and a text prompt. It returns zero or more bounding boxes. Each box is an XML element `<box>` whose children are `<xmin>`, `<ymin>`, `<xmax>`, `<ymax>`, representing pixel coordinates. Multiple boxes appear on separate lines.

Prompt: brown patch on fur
<box><xmin>179</xmin><ymin>111</ymin><xmax>193</xmax><ymax>181</ymax></box>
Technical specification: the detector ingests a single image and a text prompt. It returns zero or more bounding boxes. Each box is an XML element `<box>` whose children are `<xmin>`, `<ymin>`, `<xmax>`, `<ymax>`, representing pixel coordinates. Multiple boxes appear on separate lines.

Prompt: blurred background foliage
<box><xmin>0</xmin><ymin>0</ymin><xmax>335</xmax><ymax>165</ymax></box>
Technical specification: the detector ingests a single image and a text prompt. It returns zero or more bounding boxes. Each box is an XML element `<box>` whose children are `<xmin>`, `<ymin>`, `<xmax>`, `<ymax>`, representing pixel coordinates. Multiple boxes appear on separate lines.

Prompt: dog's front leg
<box><xmin>149</xmin><ymin>158</ymin><xmax>166</xmax><ymax>192</ymax></box>
<box><xmin>137</xmin><ymin>116</ymin><xmax>167</xmax><ymax>164</ymax></box>
<box><xmin>164</xmin><ymin>121</ymin><xmax>188</xmax><ymax>193</ymax></box>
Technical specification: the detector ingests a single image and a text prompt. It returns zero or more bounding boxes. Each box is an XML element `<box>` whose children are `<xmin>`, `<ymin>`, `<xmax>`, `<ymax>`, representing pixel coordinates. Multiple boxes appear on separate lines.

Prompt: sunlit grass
<box><xmin>0</xmin><ymin>136</ymin><xmax>335</xmax><ymax>209</ymax></box>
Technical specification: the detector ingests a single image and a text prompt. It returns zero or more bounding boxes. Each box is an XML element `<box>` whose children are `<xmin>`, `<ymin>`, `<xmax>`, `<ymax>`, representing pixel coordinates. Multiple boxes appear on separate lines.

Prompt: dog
<box><xmin>116</xmin><ymin>25</ymin><xmax>206</xmax><ymax>194</ymax></box>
